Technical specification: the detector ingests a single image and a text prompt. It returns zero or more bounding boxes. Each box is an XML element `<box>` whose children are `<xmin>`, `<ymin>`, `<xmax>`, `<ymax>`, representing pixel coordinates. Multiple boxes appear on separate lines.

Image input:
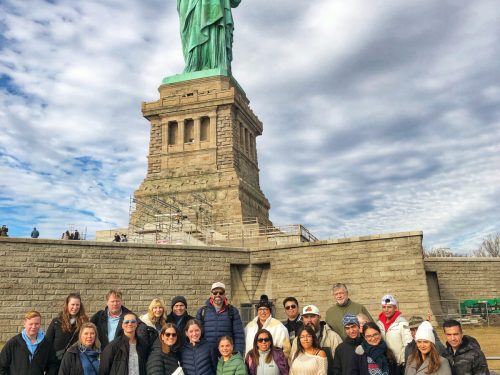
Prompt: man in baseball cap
<box><xmin>195</xmin><ymin>281</ymin><xmax>245</xmax><ymax>355</ymax></box>
<box><xmin>376</xmin><ymin>294</ymin><xmax>412</xmax><ymax>369</ymax></box>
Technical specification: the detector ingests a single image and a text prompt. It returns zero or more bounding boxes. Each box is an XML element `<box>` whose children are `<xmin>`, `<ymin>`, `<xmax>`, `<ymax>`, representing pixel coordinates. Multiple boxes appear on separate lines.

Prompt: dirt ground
<box><xmin>436</xmin><ymin>325</ymin><xmax>500</xmax><ymax>371</ymax></box>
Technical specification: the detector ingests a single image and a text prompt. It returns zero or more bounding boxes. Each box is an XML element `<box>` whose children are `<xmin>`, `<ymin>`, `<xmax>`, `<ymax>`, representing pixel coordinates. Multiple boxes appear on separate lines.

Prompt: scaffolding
<box><xmin>128</xmin><ymin>195</ymin><xmax>319</xmax><ymax>247</ymax></box>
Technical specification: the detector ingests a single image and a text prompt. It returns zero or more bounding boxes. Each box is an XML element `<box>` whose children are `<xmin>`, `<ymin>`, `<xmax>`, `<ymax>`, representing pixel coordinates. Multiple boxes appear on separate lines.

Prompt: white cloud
<box><xmin>1</xmin><ymin>0</ymin><xmax>499</xmax><ymax>253</ymax></box>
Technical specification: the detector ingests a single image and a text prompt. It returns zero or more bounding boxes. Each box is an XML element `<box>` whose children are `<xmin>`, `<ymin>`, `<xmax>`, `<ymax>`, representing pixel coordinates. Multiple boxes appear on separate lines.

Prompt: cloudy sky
<box><xmin>1</xmin><ymin>1</ymin><xmax>499</xmax><ymax>253</ymax></box>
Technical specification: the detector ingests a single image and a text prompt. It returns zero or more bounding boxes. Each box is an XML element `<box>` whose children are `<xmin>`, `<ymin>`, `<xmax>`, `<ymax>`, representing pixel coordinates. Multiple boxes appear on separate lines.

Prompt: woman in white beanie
<box><xmin>405</xmin><ymin>321</ymin><xmax>451</xmax><ymax>375</ymax></box>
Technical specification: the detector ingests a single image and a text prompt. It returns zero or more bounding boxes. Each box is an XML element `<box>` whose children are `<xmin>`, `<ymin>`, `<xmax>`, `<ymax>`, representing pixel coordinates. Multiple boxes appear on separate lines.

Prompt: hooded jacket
<box><xmin>58</xmin><ymin>344</ymin><xmax>100</xmax><ymax>375</ymax></box>
<box><xmin>332</xmin><ymin>335</ymin><xmax>363</xmax><ymax>375</ymax></box>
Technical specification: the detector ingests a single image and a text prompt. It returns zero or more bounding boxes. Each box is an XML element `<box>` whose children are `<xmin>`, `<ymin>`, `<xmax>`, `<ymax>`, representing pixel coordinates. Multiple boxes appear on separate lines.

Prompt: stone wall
<box><xmin>5</xmin><ymin>232</ymin><xmax>497</xmax><ymax>345</ymax></box>
<box><xmin>0</xmin><ymin>238</ymin><xmax>248</xmax><ymax>343</ymax></box>
<box><xmin>424</xmin><ymin>258</ymin><xmax>500</xmax><ymax>301</ymax></box>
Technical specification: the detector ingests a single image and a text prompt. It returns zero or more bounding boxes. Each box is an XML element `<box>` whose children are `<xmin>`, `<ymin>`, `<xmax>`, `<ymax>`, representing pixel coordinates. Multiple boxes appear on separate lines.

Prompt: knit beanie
<box><xmin>256</xmin><ymin>295</ymin><xmax>273</xmax><ymax>310</ymax></box>
<box><xmin>171</xmin><ymin>296</ymin><xmax>188</xmax><ymax>309</ymax></box>
<box><xmin>415</xmin><ymin>321</ymin><xmax>435</xmax><ymax>344</ymax></box>
<box><xmin>342</xmin><ymin>314</ymin><xmax>360</xmax><ymax>327</ymax></box>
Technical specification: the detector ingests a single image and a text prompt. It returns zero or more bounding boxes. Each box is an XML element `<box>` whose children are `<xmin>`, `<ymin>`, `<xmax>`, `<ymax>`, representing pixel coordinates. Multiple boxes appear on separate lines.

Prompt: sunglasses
<box><xmin>285</xmin><ymin>304</ymin><xmax>297</xmax><ymax>310</ymax></box>
<box><xmin>257</xmin><ymin>337</ymin><xmax>271</xmax><ymax>343</ymax></box>
<box><xmin>123</xmin><ymin>320</ymin><xmax>137</xmax><ymax>325</ymax></box>
<box><xmin>212</xmin><ymin>291</ymin><xmax>225</xmax><ymax>296</ymax></box>
<box><xmin>164</xmin><ymin>332</ymin><xmax>177</xmax><ymax>338</ymax></box>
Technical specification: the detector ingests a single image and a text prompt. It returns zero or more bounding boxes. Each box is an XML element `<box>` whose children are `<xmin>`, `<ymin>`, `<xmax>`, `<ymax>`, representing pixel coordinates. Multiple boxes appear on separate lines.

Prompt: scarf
<box><xmin>79</xmin><ymin>345</ymin><xmax>100</xmax><ymax>375</ymax></box>
<box><xmin>378</xmin><ymin>310</ymin><xmax>401</xmax><ymax>331</ymax></box>
<box><xmin>362</xmin><ymin>340</ymin><xmax>389</xmax><ymax>375</ymax></box>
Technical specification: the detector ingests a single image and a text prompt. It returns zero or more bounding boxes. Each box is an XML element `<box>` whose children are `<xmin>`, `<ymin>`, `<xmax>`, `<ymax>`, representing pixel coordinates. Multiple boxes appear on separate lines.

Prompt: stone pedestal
<box><xmin>133</xmin><ymin>75</ymin><xmax>271</xmax><ymax>227</ymax></box>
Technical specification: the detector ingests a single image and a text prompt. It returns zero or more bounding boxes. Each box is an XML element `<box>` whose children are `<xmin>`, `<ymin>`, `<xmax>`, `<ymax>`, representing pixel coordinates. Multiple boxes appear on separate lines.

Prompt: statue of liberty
<box><xmin>177</xmin><ymin>0</ymin><xmax>242</xmax><ymax>75</ymax></box>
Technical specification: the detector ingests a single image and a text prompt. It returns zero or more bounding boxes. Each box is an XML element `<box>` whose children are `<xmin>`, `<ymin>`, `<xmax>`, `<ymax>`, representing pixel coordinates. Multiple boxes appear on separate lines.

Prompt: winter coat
<box><xmin>196</xmin><ymin>301</ymin><xmax>245</xmax><ymax>355</ymax></box>
<box><xmin>332</xmin><ymin>336</ymin><xmax>363</xmax><ymax>375</ymax></box>
<box><xmin>405</xmin><ymin>333</ymin><xmax>447</xmax><ymax>365</ymax></box>
<box><xmin>351</xmin><ymin>344</ymin><xmax>399</xmax><ymax>375</ymax></box>
<box><xmin>146</xmin><ymin>345</ymin><xmax>182</xmax><ymax>375</ymax></box>
<box><xmin>90</xmin><ymin>307</ymin><xmax>133</xmax><ymax>349</ymax></box>
<box><xmin>0</xmin><ymin>333</ymin><xmax>59</xmax><ymax>375</ymax></box>
<box><xmin>138</xmin><ymin>313</ymin><xmax>164</xmax><ymax>333</ymax></box>
<box><xmin>216</xmin><ymin>352</ymin><xmax>247</xmax><ymax>375</ymax></box>
<box><xmin>99</xmin><ymin>335</ymin><xmax>149</xmax><ymax>375</ymax></box>
<box><xmin>325</xmin><ymin>300</ymin><xmax>374</xmax><ymax>340</ymax></box>
<box><xmin>377</xmin><ymin>313</ymin><xmax>413</xmax><ymax>365</ymax></box>
<box><xmin>245</xmin><ymin>316</ymin><xmax>290</xmax><ymax>357</ymax></box>
<box><xmin>58</xmin><ymin>344</ymin><xmax>100</xmax><ymax>375</ymax></box>
<box><xmin>405</xmin><ymin>356</ymin><xmax>451</xmax><ymax>375</ymax></box>
<box><xmin>290</xmin><ymin>321</ymin><xmax>343</xmax><ymax>374</ymax></box>
<box><xmin>181</xmin><ymin>339</ymin><xmax>216</xmax><ymax>375</ymax></box>
<box><xmin>442</xmin><ymin>336</ymin><xmax>489</xmax><ymax>375</ymax></box>
<box><xmin>46</xmin><ymin>318</ymin><xmax>80</xmax><ymax>363</ymax></box>
<box><xmin>245</xmin><ymin>348</ymin><xmax>289</xmax><ymax>375</ymax></box>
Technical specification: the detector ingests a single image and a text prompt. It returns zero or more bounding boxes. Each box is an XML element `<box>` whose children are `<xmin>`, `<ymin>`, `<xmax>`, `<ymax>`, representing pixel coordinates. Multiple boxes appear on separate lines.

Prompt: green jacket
<box><xmin>217</xmin><ymin>352</ymin><xmax>247</xmax><ymax>375</ymax></box>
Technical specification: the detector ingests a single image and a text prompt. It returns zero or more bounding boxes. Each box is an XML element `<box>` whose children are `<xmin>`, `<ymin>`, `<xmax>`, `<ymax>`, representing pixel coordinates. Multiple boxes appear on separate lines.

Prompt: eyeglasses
<box><xmin>365</xmin><ymin>333</ymin><xmax>381</xmax><ymax>340</ymax></box>
<box><xmin>285</xmin><ymin>304</ymin><xmax>297</xmax><ymax>310</ymax></box>
<box><xmin>257</xmin><ymin>338</ymin><xmax>271</xmax><ymax>343</ymax></box>
<box><xmin>300</xmin><ymin>335</ymin><xmax>313</xmax><ymax>340</ymax></box>
<box><xmin>212</xmin><ymin>291</ymin><xmax>225</xmax><ymax>296</ymax></box>
<box><xmin>123</xmin><ymin>320</ymin><xmax>137</xmax><ymax>325</ymax></box>
<box><xmin>164</xmin><ymin>332</ymin><xmax>177</xmax><ymax>338</ymax></box>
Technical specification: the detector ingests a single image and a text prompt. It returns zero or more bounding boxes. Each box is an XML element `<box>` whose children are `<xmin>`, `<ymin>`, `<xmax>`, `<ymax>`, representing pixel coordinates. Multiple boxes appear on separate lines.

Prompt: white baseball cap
<box><xmin>211</xmin><ymin>282</ymin><xmax>226</xmax><ymax>291</ymax></box>
<box><xmin>302</xmin><ymin>305</ymin><xmax>320</xmax><ymax>316</ymax></box>
<box><xmin>381</xmin><ymin>294</ymin><xmax>397</xmax><ymax>305</ymax></box>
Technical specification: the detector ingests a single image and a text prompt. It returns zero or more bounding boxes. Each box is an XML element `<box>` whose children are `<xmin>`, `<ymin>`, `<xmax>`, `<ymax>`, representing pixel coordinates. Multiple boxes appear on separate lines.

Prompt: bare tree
<box><xmin>423</xmin><ymin>247</ymin><xmax>457</xmax><ymax>257</ymax></box>
<box><xmin>472</xmin><ymin>232</ymin><xmax>500</xmax><ymax>257</ymax></box>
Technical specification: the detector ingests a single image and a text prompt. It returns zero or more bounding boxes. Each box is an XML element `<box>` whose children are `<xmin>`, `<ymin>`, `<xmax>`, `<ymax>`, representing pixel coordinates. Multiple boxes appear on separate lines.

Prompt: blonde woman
<box><xmin>140</xmin><ymin>298</ymin><xmax>167</xmax><ymax>333</ymax></box>
<box><xmin>59</xmin><ymin>322</ymin><xmax>101</xmax><ymax>375</ymax></box>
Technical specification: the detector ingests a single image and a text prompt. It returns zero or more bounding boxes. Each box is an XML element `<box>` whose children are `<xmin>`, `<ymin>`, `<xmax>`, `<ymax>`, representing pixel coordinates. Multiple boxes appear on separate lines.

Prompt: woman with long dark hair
<box><xmin>47</xmin><ymin>292</ymin><xmax>89</xmax><ymax>366</ymax></box>
<box><xmin>289</xmin><ymin>325</ymin><xmax>327</xmax><ymax>375</ymax></box>
<box><xmin>245</xmin><ymin>328</ymin><xmax>288</xmax><ymax>375</ymax></box>
<box><xmin>405</xmin><ymin>322</ymin><xmax>451</xmax><ymax>375</ymax></box>
<box><xmin>147</xmin><ymin>323</ymin><xmax>183</xmax><ymax>375</ymax></box>
<box><xmin>352</xmin><ymin>322</ymin><xmax>399</xmax><ymax>375</ymax></box>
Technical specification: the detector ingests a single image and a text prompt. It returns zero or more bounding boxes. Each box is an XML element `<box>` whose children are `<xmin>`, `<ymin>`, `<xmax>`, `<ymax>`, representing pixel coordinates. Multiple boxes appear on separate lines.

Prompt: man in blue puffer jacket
<box><xmin>196</xmin><ymin>282</ymin><xmax>245</xmax><ymax>355</ymax></box>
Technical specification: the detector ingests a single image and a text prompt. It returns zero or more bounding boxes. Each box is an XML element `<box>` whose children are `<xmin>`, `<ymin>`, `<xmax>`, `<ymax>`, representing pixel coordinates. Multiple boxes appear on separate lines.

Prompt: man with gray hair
<box><xmin>325</xmin><ymin>283</ymin><xmax>373</xmax><ymax>339</ymax></box>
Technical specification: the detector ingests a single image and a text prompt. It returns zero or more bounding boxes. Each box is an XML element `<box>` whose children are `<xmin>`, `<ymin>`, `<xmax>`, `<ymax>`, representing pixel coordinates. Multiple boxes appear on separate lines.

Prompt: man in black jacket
<box><xmin>332</xmin><ymin>314</ymin><xmax>364</xmax><ymax>375</ymax></box>
<box><xmin>0</xmin><ymin>310</ymin><xmax>58</xmax><ymax>375</ymax></box>
<box><xmin>442</xmin><ymin>319</ymin><xmax>489</xmax><ymax>375</ymax></box>
<box><xmin>90</xmin><ymin>289</ymin><xmax>133</xmax><ymax>349</ymax></box>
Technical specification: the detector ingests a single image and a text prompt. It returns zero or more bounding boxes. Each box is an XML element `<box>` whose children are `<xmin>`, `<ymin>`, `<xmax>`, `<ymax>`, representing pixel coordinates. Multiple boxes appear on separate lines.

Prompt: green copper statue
<box><xmin>177</xmin><ymin>0</ymin><xmax>242</xmax><ymax>75</ymax></box>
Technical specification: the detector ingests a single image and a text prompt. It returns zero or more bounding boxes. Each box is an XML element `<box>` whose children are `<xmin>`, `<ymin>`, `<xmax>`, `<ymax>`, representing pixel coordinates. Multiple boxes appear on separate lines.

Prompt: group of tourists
<box><xmin>61</xmin><ymin>230</ymin><xmax>81</xmax><ymax>240</ymax></box>
<box><xmin>0</xmin><ymin>224</ymin><xmax>8</xmax><ymax>237</ymax></box>
<box><xmin>0</xmin><ymin>283</ymin><xmax>490</xmax><ymax>375</ymax></box>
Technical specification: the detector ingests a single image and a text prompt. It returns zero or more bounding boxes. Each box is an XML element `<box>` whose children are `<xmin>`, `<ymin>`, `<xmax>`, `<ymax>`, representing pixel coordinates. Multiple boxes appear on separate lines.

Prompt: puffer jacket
<box><xmin>405</xmin><ymin>356</ymin><xmax>451</xmax><ymax>375</ymax></box>
<box><xmin>146</xmin><ymin>344</ymin><xmax>182</xmax><ymax>375</ymax></box>
<box><xmin>216</xmin><ymin>352</ymin><xmax>247</xmax><ymax>375</ymax></box>
<box><xmin>196</xmin><ymin>301</ymin><xmax>245</xmax><ymax>355</ymax></box>
<box><xmin>442</xmin><ymin>335</ymin><xmax>489</xmax><ymax>375</ymax></box>
<box><xmin>181</xmin><ymin>339</ymin><xmax>216</xmax><ymax>375</ymax></box>
<box><xmin>99</xmin><ymin>335</ymin><xmax>148</xmax><ymax>375</ymax></box>
<box><xmin>377</xmin><ymin>313</ymin><xmax>413</xmax><ymax>365</ymax></box>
